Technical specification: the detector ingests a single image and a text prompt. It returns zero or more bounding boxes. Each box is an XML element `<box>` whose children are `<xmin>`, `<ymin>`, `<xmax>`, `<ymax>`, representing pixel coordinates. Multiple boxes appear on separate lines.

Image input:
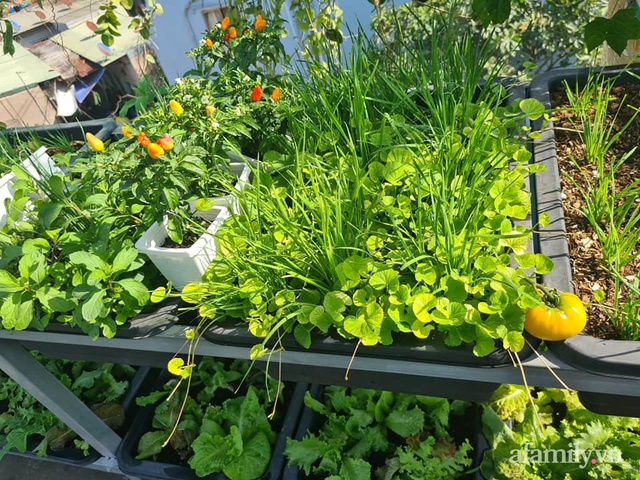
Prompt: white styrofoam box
<box><xmin>135</xmin><ymin>205</ymin><xmax>231</xmax><ymax>291</ymax></box>
<box><xmin>0</xmin><ymin>147</ymin><xmax>60</xmax><ymax>228</ymax></box>
<box><xmin>21</xmin><ymin>146</ymin><xmax>62</xmax><ymax>180</ymax></box>
<box><xmin>225</xmin><ymin>150</ymin><xmax>259</xmax><ymax>168</ymax></box>
<box><xmin>190</xmin><ymin>162</ymin><xmax>252</xmax><ymax>217</ymax></box>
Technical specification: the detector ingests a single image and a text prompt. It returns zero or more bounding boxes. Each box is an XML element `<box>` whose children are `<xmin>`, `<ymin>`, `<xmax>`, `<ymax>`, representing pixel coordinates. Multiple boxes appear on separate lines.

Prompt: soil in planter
<box><xmin>551</xmin><ymin>83</ymin><xmax>640</xmax><ymax>340</ymax></box>
<box><xmin>160</xmin><ymin>217</ymin><xmax>210</xmax><ymax>249</ymax></box>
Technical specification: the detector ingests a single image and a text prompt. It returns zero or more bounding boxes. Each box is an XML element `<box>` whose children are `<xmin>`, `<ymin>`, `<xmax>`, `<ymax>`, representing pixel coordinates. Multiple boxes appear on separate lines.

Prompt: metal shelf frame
<box><xmin>1</xmin><ymin>325</ymin><xmax>639</xmax><ymax>478</ymax></box>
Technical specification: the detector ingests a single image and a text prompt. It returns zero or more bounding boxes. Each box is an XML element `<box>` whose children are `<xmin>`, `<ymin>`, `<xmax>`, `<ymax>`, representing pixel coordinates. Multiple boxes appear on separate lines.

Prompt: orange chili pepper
<box><xmin>221</xmin><ymin>17</ymin><xmax>230</xmax><ymax>30</ymax></box>
<box><xmin>157</xmin><ymin>133</ymin><xmax>174</xmax><ymax>151</ymax></box>
<box><xmin>121</xmin><ymin>125</ymin><xmax>133</xmax><ymax>138</ymax></box>
<box><xmin>147</xmin><ymin>143</ymin><xmax>165</xmax><ymax>159</ymax></box>
<box><xmin>205</xmin><ymin>38</ymin><xmax>213</xmax><ymax>48</ymax></box>
<box><xmin>255</xmin><ymin>14</ymin><xmax>266</xmax><ymax>33</ymax></box>
<box><xmin>271</xmin><ymin>87</ymin><xmax>281</xmax><ymax>102</ymax></box>
<box><xmin>228</xmin><ymin>26</ymin><xmax>237</xmax><ymax>39</ymax></box>
<box><xmin>137</xmin><ymin>132</ymin><xmax>151</xmax><ymax>147</ymax></box>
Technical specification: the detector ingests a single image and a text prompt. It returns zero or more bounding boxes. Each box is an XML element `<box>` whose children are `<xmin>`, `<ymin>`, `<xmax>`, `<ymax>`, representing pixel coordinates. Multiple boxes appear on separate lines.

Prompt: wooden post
<box><xmin>602</xmin><ymin>0</ymin><xmax>640</xmax><ymax>65</ymax></box>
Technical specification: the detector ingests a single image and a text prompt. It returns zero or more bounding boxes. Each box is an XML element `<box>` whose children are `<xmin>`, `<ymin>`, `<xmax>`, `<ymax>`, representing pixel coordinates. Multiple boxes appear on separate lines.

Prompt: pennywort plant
<box><xmin>181</xmin><ymin>26</ymin><xmax>550</xmax><ymax>358</ymax></box>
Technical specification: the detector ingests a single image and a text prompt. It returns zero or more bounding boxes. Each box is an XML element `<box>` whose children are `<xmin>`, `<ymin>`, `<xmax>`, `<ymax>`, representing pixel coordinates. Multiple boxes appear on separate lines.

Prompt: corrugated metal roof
<box><xmin>6</xmin><ymin>0</ymin><xmax>101</xmax><ymax>36</ymax></box>
<box><xmin>27</xmin><ymin>38</ymin><xmax>98</xmax><ymax>80</ymax></box>
<box><xmin>0</xmin><ymin>43</ymin><xmax>60</xmax><ymax>97</ymax></box>
<box><xmin>50</xmin><ymin>7</ymin><xmax>146</xmax><ymax>67</ymax></box>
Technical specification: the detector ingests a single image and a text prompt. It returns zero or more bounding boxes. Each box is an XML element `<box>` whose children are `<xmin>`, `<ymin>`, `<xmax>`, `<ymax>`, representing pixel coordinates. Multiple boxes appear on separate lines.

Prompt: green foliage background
<box><xmin>372</xmin><ymin>0</ymin><xmax>607</xmax><ymax>81</ymax></box>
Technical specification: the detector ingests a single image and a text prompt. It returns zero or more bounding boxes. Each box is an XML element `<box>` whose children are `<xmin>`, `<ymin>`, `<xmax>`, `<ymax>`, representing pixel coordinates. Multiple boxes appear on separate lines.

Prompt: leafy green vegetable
<box><xmin>285</xmin><ymin>386</ymin><xmax>474</xmax><ymax>479</ymax></box>
<box><xmin>0</xmin><ymin>353</ymin><xmax>135</xmax><ymax>460</ymax></box>
<box><xmin>482</xmin><ymin>387</ymin><xmax>640</xmax><ymax>479</ymax></box>
<box><xmin>135</xmin><ymin>357</ymin><xmax>284</xmax><ymax>480</ymax></box>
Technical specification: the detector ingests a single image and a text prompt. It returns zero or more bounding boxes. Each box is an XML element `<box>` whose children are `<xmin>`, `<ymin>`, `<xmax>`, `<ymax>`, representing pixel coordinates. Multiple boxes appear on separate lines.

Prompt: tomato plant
<box><xmin>524</xmin><ymin>291</ymin><xmax>587</xmax><ymax>341</ymax></box>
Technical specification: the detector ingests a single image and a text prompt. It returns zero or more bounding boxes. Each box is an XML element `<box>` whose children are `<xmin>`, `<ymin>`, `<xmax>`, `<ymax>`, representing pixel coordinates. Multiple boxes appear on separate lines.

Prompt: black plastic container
<box><xmin>281</xmin><ymin>385</ymin><xmax>487</xmax><ymax>480</ymax></box>
<box><xmin>2</xmin><ymin>366</ymin><xmax>158</xmax><ymax>465</ymax></box>
<box><xmin>529</xmin><ymin>64</ymin><xmax>640</xmax><ymax>390</ymax></box>
<box><xmin>204</xmin><ymin>320</ymin><xmax>540</xmax><ymax>368</ymax></box>
<box><xmin>116</xmin><ymin>378</ymin><xmax>308</xmax><ymax>480</ymax></box>
<box><xmin>37</xmin><ymin>297</ymin><xmax>190</xmax><ymax>339</ymax></box>
<box><xmin>1</xmin><ymin>118</ymin><xmax>118</xmax><ymax>150</ymax></box>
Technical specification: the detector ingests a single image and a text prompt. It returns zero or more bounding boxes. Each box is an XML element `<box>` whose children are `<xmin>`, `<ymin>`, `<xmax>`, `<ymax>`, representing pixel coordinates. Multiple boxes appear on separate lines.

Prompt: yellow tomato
<box><xmin>524</xmin><ymin>292</ymin><xmax>587</xmax><ymax>341</ymax></box>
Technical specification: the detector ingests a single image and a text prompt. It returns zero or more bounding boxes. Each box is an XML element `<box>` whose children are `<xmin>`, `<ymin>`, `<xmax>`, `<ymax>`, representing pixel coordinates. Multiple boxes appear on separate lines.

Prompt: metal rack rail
<box><xmin>1</xmin><ymin>326</ymin><xmax>639</xmax><ymax>477</ymax></box>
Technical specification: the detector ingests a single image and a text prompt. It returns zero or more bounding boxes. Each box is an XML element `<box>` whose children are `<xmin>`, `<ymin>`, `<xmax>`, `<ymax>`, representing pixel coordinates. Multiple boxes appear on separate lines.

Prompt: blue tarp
<box><xmin>73</xmin><ymin>67</ymin><xmax>105</xmax><ymax>103</ymax></box>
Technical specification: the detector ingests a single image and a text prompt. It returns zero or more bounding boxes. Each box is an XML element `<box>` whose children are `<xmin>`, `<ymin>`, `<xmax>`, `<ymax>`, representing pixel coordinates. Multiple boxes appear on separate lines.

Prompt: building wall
<box><xmin>0</xmin><ymin>86</ymin><xmax>57</xmax><ymax>128</ymax></box>
<box><xmin>152</xmin><ymin>0</ymin><xmax>379</xmax><ymax>83</ymax></box>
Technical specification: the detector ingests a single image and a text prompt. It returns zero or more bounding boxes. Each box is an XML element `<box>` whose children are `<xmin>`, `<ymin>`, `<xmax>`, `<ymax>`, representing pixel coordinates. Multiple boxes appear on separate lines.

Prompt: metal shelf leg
<box><xmin>0</xmin><ymin>339</ymin><xmax>122</xmax><ymax>458</ymax></box>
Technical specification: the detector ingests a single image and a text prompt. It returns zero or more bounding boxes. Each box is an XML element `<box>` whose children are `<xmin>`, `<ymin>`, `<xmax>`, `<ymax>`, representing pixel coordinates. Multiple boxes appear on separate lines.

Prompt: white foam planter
<box><xmin>189</xmin><ymin>162</ymin><xmax>252</xmax><ymax>216</ymax></box>
<box><xmin>0</xmin><ymin>146</ymin><xmax>60</xmax><ymax>227</ymax></box>
<box><xmin>134</xmin><ymin>205</ymin><xmax>231</xmax><ymax>291</ymax></box>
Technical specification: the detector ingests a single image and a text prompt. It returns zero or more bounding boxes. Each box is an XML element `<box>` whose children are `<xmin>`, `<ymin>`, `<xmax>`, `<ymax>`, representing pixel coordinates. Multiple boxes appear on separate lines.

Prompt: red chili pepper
<box><xmin>251</xmin><ymin>85</ymin><xmax>262</xmax><ymax>102</ymax></box>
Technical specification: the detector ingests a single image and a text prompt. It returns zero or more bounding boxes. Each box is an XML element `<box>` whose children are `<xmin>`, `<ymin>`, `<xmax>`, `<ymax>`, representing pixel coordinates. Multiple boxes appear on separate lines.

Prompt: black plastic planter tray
<box><xmin>204</xmin><ymin>320</ymin><xmax>540</xmax><ymax>368</ymax></box>
<box><xmin>116</xmin><ymin>378</ymin><xmax>308</xmax><ymax>480</ymax></box>
<box><xmin>281</xmin><ymin>384</ymin><xmax>487</xmax><ymax>480</ymax></box>
<box><xmin>1</xmin><ymin>118</ymin><xmax>118</xmax><ymax>150</ymax></box>
<box><xmin>2</xmin><ymin>365</ymin><xmax>158</xmax><ymax>466</ymax></box>
<box><xmin>529</xmin><ymin>64</ymin><xmax>640</xmax><ymax>387</ymax></box>
<box><xmin>35</xmin><ymin>297</ymin><xmax>192</xmax><ymax>339</ymax></box>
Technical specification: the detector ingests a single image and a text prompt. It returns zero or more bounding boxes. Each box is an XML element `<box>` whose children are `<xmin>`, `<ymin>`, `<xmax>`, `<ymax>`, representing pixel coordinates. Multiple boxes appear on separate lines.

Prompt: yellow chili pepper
<box><xmin>121</xmin><ymin>125</ymin><xmax>133</xmax><ymax>137</ymax></box>
<box><xmin>205</xmin><ymin>38</ymin><xmax>213</xmax><ymax>48</ymax></box>
<box><xmin>205</xmin><ymin>105</ymin><xmax>215</xmax><ymax>117</ymax></box>
<box><xmin>86</xmin><ymin>132</ymin><xmax>104</xmax><ymax>152</ymax></box>
<box><xmin>169</xmin><ymin>99</ymin><xmax>184</xmax><ymax>116</ymax></box>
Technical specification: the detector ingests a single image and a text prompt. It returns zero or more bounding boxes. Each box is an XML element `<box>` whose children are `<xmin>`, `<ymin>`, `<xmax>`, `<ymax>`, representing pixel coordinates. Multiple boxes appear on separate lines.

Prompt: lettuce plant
<box><xmin>135</xmin><ymin>357</ymin><xmax>285</xmax><ymax>480</ymax></box>
<box><xmin>481</xmin><ymin>385</ymin><xmax>640</xmax><ymax>479</ymax></box>
<box><xmin>0</xmin><ymin>354</ymin><xmax>135</xmax><ymax>459</ymax></box>
<box><xmin>285</xmin><ymin>386</ymin><xmax>474</xmax><ymax>479</ymax></box>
